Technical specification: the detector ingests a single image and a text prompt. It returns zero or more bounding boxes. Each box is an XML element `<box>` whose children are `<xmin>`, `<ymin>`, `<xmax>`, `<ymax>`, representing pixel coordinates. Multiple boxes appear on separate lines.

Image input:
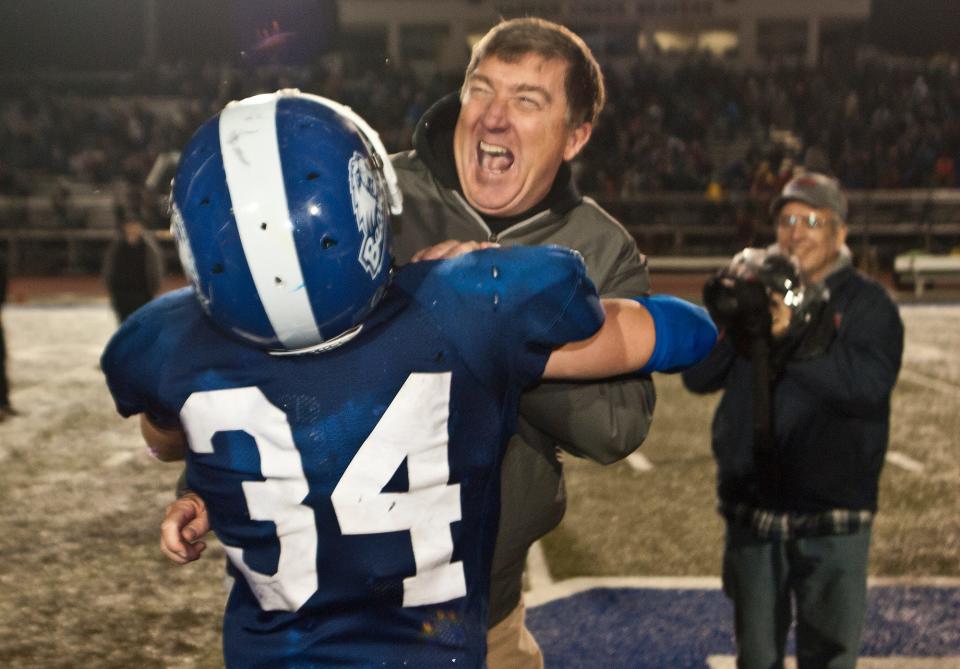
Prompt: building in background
<box><xmin>336</xmin><ymin>0</ymin><xmax>870</xmax><ymax>73</ymax></box>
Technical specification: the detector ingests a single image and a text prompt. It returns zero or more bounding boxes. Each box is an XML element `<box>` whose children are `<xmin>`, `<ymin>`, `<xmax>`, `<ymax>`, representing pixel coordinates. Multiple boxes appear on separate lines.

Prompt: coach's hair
<box><xmin>460</xmin><ymin>17</ymin><xmax>605</xmax><ymax>127</ymax></box>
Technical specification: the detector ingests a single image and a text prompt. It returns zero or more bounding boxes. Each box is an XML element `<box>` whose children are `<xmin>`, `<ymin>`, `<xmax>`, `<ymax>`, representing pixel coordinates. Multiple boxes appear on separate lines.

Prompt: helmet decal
<box><xmin>170</xmin><ymin>202</ymin><xmax>202</xmax><ymax>306</ymax></box>
<box><xmin>349</xmin><ymin>151</ymin><xmax>387</xmax><ymax>279</ymax></box>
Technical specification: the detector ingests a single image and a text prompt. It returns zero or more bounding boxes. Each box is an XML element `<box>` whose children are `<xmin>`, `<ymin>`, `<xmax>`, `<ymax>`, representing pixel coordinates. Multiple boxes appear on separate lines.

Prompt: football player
<box><xmin>102</xmin><ymin>90</ymin><xmax>716</xmax><ymax>668</ymax></box>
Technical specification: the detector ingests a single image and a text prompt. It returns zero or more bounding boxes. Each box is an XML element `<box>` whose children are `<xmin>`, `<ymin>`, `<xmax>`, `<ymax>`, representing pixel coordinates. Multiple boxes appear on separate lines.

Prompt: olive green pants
<box><xmin>723</xmin><ymin>522</ymin><xmax>871</xmax><ymax>669</ymax></box>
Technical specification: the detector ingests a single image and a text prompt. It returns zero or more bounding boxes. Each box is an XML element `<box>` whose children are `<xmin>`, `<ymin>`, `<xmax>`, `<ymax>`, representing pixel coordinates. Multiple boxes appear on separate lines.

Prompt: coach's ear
<box><xmin>562</xmin><ymin>121</ymin><xmax>592</xmax><ymax>162</ymax></box>
<box><xmin>140</xmin><ymin>414</ymin><xmax>187</xmax><ymax>461</ymax></box>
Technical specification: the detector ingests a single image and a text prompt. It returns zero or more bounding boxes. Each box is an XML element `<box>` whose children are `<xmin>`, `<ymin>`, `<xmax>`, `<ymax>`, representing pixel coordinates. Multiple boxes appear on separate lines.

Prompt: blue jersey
<box><xmin>102</xmin><ymin>246</ymin><xmax>602</xmax><ymax>669</ymax></box>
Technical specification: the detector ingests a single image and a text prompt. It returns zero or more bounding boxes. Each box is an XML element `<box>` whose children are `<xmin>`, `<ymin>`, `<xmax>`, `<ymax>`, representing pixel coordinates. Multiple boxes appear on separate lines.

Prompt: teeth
<box><xmin>479</xmin><ymin>140</ymin><xmax>508</xmax><ymax>155</ymax></box>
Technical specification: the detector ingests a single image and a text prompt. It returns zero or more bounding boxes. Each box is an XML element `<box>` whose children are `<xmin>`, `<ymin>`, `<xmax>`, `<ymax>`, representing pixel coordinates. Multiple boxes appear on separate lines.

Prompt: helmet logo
<box><xmin>348</xmin><ymin>151</ymin><xmax>386</xmax><ymax>278</ymax></box>
<box><xmin>171</xmin><ymin>202</ymin><xmax>207</xmax><ymax>308</ymax></box>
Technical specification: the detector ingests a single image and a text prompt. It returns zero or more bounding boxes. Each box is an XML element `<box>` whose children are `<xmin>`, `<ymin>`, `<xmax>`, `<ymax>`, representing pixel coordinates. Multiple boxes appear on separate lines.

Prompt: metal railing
<box><xmin>2</xmin><ymin>189</ymin><xmax>959</xmax><ymax>275</ymax></box>
<box><xmin>593</xmin><ymin>189</ymin><xmax>960</xmax><ymax>262</ymax></box>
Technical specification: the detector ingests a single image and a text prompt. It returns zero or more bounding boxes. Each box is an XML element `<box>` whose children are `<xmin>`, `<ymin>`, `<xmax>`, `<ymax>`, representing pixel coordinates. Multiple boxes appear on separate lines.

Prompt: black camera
<box><xmin>704</xmin><ymin>248</ymin><xmax>833</xmax><ymax>360</ymax></box>
<box><xmin>703</xmin><ymin>249</ymin><xmax>801</xmax><ymax>337</ymax></box>
<box><xmin>703</xmin><ymin>274</ymin><xmax>766</xmax><ymax>332</ymax></box>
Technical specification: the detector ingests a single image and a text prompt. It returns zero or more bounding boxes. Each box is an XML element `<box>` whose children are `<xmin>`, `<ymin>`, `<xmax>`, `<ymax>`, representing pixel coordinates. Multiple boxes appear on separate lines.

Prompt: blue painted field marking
<box><xmin>527</xmin><ymin>580</ymin><xmax>960</xmax><ymax>669</ymax></box>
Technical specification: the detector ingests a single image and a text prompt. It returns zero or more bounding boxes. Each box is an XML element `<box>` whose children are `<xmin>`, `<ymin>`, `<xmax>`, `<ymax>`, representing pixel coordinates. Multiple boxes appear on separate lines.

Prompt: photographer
<box><xmin>683</xmin><ymin>173</ymin><xmax>904</xmax><ymax>669</ymax></box>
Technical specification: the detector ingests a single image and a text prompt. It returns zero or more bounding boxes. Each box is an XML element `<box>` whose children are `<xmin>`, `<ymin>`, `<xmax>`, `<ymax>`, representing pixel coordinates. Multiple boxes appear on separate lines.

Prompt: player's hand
<box><xmin>160</xmin><ymin>492</ymin><xmax>210</xmax><ymax>565</ymax></box>
<box><xmin>410</xmin><ymin>240</ymin><xmax>499</xmax><ymax>262</ymax></box>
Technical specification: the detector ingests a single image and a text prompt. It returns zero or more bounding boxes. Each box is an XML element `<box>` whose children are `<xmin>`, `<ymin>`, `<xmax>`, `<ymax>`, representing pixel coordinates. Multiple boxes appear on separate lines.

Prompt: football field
<box><xmin>0</xmin><ymin>299</ymin><xmax>956</xmax><ymax>668</ymax></box>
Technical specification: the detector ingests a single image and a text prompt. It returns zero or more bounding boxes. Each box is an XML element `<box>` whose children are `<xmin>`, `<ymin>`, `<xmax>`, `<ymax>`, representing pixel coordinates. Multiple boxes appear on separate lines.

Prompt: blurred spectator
<box><xmin>684</xmin><ymin>173</ymin><xmax>904</xmax><ymax>669</ymax></box>
<box><xmin>1</xmin><ymin>52</ymin><xmax>959</xmax><ymax>196</ymax></box>
<box><xmin>932</xmin><ymin>154</ymin><xmax>956</xmax><ymax>187</ymax></box>
<box><xmin>51</xmin><ymin>184</ymin><xmax>82</xmax><ymax>228</ymax></box>
<box><xmin>733</xmin><ymin>205</ymin><xmax>756</xmax><ymax>247</ymax></box>
<box><xmin>0</xmin><ymin>252</ymin><xmax>16</xmax><ymax>421</ymax></box>
<box><xmin>750</xmin><ymin>161</ymin><xmax>779</xmax><ymax>203</ymax></box>
<box><xmin>0</xmin><ymin>161</ymin><xmax>30</xmax><ymax>197</ymax></box>
<box><xmin>101</xmin><ymin>219</ymin><xmax>163</xmax><ymax>322</ymax></box>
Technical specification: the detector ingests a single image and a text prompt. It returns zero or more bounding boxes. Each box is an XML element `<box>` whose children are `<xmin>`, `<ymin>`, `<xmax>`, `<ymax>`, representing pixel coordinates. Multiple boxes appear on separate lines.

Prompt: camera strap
<box><xmin>751</xmin><ymin>335</ymin><xmax>781</xmax><ymax>505</ymax></box>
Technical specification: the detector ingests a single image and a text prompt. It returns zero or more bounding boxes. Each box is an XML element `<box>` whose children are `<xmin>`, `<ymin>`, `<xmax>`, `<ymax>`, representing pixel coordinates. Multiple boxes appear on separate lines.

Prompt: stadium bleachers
<box><xmin>2</xmin><ymin>55</ymin><xmax>959</xmax><ymax>279</ymax></box>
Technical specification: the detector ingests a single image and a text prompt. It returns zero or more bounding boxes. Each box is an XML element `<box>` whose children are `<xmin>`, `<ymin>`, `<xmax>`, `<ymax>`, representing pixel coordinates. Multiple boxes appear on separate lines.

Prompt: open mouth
<box><xmin>477</xmin><ymin>140</ymin><xmax>514</xmax><ymax>174</ymax></box>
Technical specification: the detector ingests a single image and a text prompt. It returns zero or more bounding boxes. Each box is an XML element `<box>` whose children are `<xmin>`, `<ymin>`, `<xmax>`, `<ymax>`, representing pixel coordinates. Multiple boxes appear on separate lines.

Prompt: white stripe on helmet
<box><xmin>219</xmin><ymin>94</ymin><xmax>321</xmax><ymax>349</ymax></box>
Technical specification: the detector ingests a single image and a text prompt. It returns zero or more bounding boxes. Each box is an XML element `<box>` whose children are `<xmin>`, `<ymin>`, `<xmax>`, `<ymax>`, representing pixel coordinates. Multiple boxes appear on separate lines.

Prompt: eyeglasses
<box><xmin>777</xmin><ymin>213</ymin><xmax>832</xmax><ymax>229</ymax></box>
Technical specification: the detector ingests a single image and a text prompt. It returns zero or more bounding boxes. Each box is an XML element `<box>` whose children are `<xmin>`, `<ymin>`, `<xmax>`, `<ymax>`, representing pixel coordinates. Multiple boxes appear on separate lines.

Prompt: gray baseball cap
<box><xmin>771</xmin><ymin>172</ymin><xmax>848</xmax><ymax>222</ymax></box>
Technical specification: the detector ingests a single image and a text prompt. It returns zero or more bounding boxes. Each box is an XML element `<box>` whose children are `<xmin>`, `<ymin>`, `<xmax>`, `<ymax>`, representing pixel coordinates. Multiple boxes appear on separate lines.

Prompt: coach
<box><xmin>391</xmin><ymin>19</ymin><xmax>656</xmax><ymax>666</ymax></box>
<box><xmin>682</xmin><ymin>173</ymin><xmax>904</xmax><ymax>669</ymax></box>
<box><xmin>164</xmin><ymin>17</ymin><xmax>655</xmax><ymax>669</ymax></box>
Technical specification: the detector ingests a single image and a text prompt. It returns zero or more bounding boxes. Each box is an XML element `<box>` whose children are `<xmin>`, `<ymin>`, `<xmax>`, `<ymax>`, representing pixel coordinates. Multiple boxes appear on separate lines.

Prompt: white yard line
<box><xmin>886</xmin><ymin>366</ymin><xmax>952</xmax><ymax>475</ymax></box>
<box><xmin>525</xmin><ymin>575</ymin><xmax>960</xmax><ymax>608</ymax></box>
<box><xmin>525</xmin><ymin>541</ymin><xmax>554</xmax><ymax>592</ymax></box>
<box><xmin>626</xmin><ymin>451</ymin><xmax>654</xmax><ymax>472</ymax></box>
<box><xmin>866</xmin><ymin>575</ymin><xmax>960</xmax><ymax>587</ymax></box>
<box><xmin>526</xmin><ymin>576</ymin><xmax>722</xmax><ymax>607</ymax></box>
<box><xmin>708</xmin><ymin>657</ymin><xmax>960</xmax><ymax>669</ymax></box>
<box><xmin>886</xmin><ymin>450</ymin><xmax>926</xmax><ymax>473</ymax></box>
<box><xmin>898</xmin><ymin>368</ymin><xmax>959</xmax><ymax>395</ymax></box>
<box><xmin>103</xmin><ymin>451</ymin><xmax>136</xmax><ymax>468</ymax></box>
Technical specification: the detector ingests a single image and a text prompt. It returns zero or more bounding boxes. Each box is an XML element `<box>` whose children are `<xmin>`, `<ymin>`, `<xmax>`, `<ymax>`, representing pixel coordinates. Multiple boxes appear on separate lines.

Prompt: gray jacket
<box><xmin>391</xmin><ymin>94</ymin><xmax>656</xmax><ymax>625</ymax></box>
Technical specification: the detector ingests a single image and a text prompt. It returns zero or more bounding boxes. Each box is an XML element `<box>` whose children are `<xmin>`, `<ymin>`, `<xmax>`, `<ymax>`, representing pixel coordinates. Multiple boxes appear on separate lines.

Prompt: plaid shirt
<box><xmin>721</xmin><ymin>501</ymin><xmax>873</xmax><ymax>541</ymax></box>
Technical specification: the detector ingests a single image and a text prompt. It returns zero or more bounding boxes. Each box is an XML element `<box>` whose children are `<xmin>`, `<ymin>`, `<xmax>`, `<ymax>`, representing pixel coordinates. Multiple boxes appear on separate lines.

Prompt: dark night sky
<box><xmin>0</xmin><ymin>0</ymin><xmax>337</xmax><ymax>71</ymax></box>
<box><xmin>0</xmin><ymin>0</ymin><xmax>955</xmax><ymax>72</ymax></box>
<box><xmin>0</xmin><ymin>1</ymin><xmax>145</xmax><ymax>70</ymax></box>
<box><xmin>869</xmin><ymin>0</ymin><xmax>960</xmax><ymax>57</ymax></box>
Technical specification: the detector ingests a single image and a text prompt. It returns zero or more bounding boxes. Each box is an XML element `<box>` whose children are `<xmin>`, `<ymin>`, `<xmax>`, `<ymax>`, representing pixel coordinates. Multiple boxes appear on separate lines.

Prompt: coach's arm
<box><xmin>515</xmin><ymin>241</ymin><xmax>656</xmax><ymax>463</ymax></box>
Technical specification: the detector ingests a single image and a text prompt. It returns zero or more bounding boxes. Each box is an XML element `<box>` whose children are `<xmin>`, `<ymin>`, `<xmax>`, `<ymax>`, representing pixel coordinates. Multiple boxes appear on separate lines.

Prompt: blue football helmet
<box><xmin>170</xmin><ymin>89</ymin><xmax>402</xmax><ymax>351</ymax></box>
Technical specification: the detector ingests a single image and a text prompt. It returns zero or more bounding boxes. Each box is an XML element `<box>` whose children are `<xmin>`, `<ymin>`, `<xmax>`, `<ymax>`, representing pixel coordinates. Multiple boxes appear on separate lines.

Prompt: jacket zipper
<box><xmin>451</xmin><ymin>190</ymin><xmax>555</xmax><ymax>243</ymax></box>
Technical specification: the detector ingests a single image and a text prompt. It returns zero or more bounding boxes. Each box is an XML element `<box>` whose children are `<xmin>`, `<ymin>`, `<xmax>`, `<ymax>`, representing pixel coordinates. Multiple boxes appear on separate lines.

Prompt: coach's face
<box><xmin>776</xmin><ymin>201</ymin><xmax>847</xmax><ymax>285</ymax></box>
<box><xmin>454</xmin><ymin>53</ymin><xmax>591</xmax><ymax>218</ymax></box>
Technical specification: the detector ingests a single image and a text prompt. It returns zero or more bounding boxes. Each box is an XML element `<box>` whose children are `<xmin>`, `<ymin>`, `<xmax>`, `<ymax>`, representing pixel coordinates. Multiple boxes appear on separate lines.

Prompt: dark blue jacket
<box><xmin>683</xmin><ymin>266</ymin><xmax>904</xmax><ymax>513</ymax></box>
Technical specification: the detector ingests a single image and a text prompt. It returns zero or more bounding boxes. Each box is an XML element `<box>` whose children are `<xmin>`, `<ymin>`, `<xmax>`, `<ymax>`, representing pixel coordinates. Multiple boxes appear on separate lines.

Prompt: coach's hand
<box><xmin>160</xmin><ymin>492</ymin><xmax>211</xmax><ymax>565</ymax></box>
<box><xmin>410</xmin><ymin>239</ymin><xmax>499</xmax><ymax>262</ymax></box>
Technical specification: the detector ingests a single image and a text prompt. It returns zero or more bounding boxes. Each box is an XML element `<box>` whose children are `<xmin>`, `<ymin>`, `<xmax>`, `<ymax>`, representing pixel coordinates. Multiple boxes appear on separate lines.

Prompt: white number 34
<box><xmin>180</xmin><ymin>372</ymin><xmax>466</xmax><ymax>612</ymax></box>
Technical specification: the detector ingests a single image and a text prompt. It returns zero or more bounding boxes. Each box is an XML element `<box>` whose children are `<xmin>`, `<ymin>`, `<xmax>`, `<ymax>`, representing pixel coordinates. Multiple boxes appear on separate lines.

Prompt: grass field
<box><xmin>0</xmin><ymin>300</ymin><xmax>956</xmax><ymax>668</ymax></box>
<box><xmin>549</xmin><ymin>304</ymin><xmax>960</xmax><ymax>580</ymax></box>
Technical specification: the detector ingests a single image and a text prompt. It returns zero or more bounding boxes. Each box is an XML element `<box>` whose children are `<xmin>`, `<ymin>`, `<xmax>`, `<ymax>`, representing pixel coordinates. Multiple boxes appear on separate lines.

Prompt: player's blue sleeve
<box><xmin>408</xmin><ymin>246</ymin><xmax>604</xmax><ymax>388</ymax></box>
<box><xmin>634</xmin><ymin>295</ymin><xmax>718</xmax><ymax>374</ymax></box>
<box><xmin>496</xmin><ymin>246</ymin><xmax>603</xmax><ymax>344</ymax></box>
<box><xmin>100</xmin><ymin>289</ymin><xmax>193</xmax><ymax>427</ymax></box>
<box><xmin>504</xmin><ymin>246</ymin><xmax>605</xmax><ymax>384</ymax></box>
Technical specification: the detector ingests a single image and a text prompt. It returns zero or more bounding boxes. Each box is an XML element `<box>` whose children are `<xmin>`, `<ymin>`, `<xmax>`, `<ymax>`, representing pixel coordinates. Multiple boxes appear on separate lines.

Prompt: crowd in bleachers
<box><xmin>582</xmin><ymin>56</ymin><xmax>960</xmax><ymax>197</ymax></box>
<box><xmin>1</xmin><ymin>54</ymin><xmax>958</xmax><ymax>221</ymax></box>
<box><xmin>0</xmin><ymin>61</ymin><xmax>457</xmax><ymax>202</ymax></box>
